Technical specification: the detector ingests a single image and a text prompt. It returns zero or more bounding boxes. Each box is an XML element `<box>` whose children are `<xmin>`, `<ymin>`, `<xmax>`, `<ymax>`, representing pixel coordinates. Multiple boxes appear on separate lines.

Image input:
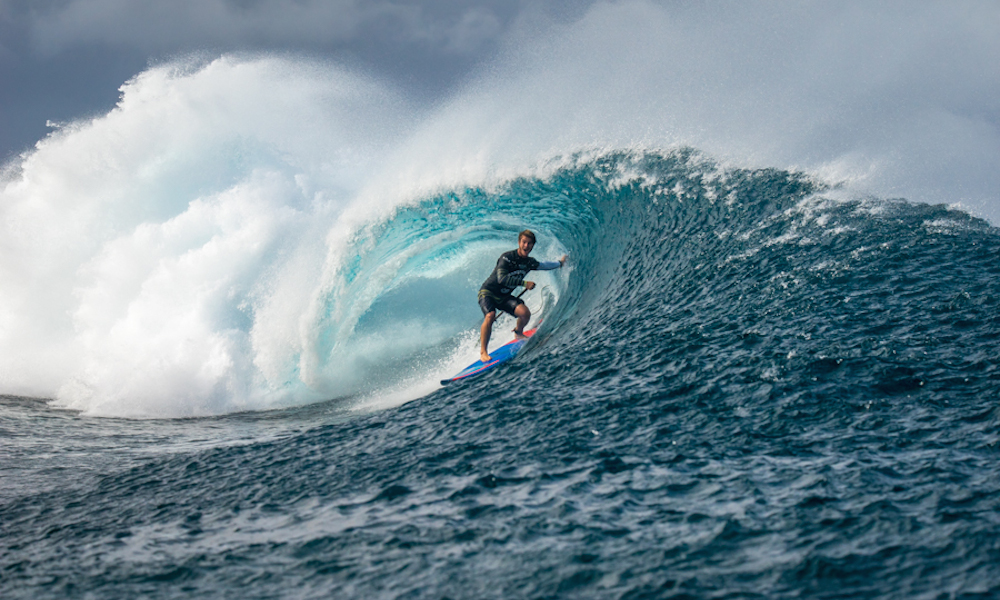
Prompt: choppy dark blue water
<box><xmin>3</xmin><ymin>151</ymin><xmax>999</xmax><ymax>599</ymax></box>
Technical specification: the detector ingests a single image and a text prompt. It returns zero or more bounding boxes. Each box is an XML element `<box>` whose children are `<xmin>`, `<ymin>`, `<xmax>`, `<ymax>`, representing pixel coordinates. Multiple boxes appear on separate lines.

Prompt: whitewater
<box><xmin>2</xmin><ymin>2</ymin><xmax>999</xmax><ymax>598</ymax></box>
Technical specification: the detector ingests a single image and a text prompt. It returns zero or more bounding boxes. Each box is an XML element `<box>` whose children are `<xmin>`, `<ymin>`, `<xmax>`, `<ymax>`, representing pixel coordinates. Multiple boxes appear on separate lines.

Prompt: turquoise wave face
<box><xmin>449</xmin><ymin>150</ymin><xmax>1000</xmax><ymax>410</ymax></box>
<box><xmin>301</xmin><ymin>150</ymin><xmax>736</xmax><ymax>405</ymax></box>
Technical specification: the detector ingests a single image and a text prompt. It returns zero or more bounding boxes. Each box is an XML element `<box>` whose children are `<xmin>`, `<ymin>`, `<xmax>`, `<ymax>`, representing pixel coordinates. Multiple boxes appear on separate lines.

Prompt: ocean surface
<box><xmin>3</xmin><ymin>144</ymin><xmax>1000</xmax><ymax>598</ymax></box>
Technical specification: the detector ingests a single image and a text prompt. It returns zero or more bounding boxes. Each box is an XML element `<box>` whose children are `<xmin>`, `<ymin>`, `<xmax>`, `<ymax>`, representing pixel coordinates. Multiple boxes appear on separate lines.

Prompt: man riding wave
<box><xmin>478</xmin><ymin>229</ymin><xmax>567</xmax><ymax>362</ymax></box>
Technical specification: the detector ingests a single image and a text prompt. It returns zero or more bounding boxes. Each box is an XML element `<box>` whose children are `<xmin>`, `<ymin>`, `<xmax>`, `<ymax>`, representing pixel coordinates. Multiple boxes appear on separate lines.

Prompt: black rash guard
<box><xmin>480</xmin><ymin>250</ymin><xmax>560</xmax><ymax>298</ymax></box>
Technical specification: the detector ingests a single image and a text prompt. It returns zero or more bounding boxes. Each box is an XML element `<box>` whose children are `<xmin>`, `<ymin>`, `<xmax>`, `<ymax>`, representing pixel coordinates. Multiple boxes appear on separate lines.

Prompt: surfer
<box><xmin>479</xmin><ymin>230</ymin><xmax>567</xmax><ymax>362</ymax></box>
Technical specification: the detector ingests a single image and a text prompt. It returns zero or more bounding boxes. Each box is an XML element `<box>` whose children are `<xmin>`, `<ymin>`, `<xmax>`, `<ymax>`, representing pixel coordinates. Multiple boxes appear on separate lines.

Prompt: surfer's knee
<box><xmin>515</xmin><ymin>304</ymin><xmax>530</xmax><ymax>319</ymax></box>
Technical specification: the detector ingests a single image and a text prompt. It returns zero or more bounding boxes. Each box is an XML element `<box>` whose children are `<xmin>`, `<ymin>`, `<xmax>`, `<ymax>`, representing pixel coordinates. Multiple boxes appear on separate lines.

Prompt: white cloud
<box><xmin>26</xmin><ymin>0</ymin><xmax>513</xmax><ymax>56</ymax></box>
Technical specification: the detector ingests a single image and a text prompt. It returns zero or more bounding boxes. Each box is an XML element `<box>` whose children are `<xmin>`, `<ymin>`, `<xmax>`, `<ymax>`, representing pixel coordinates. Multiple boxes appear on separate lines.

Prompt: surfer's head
<box><xmin>518</xmin><ymin>229</ymin><xmax>536</xmax><ymax>256</ymax></box>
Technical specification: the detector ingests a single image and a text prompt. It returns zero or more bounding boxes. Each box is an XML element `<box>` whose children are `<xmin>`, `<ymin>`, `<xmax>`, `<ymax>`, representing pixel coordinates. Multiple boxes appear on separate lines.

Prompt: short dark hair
<box><xmin>519</xmin><ymin>229</ymin><xmax>536</xmax><ymax>243</ymax></box>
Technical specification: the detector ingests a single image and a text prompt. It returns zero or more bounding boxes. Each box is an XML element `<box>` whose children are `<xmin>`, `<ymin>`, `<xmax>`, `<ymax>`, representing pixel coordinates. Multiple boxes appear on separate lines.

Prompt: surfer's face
<box><xmin>518</xmin><ymin>236</ymin><xmax>535</xmax><ymax>256</ymax></box>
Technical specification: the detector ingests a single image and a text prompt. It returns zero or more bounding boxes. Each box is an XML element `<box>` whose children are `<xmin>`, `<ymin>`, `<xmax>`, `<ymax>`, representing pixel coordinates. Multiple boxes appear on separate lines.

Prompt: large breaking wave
<box><xmin>1</xmin><ymin>1</ymin><xmax>998</xmax><ymax>417</ymax></box>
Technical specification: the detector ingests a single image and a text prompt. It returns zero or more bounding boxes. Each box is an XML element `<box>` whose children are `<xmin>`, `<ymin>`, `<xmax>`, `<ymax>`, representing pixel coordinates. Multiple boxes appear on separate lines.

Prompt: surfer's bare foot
<box><xmin>513</xmin><ymin>330</ymin><xmax>528</xmax><ymax>340</ymax></box>
<box><xmin>480</xmin><ymin>351</ymin><xmax>492</xmax><ymax>362</ymax></box>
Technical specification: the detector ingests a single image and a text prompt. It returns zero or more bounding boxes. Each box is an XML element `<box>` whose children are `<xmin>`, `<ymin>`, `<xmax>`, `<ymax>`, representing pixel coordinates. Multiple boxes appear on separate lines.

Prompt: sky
<box><xmin>0</xmin><ymin>0</ymin><xmax>588</xmax><ymax>161</ymax></box>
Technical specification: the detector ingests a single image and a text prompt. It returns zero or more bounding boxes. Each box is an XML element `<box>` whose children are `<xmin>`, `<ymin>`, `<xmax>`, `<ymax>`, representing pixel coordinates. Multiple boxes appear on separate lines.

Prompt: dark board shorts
<box><xmin>478</xmin><ymin>289</ymin><xmax>523</xmax><ymax>317</ymax></box>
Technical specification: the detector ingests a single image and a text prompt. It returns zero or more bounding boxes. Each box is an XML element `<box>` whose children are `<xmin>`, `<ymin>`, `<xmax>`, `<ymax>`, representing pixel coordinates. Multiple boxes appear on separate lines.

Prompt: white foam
<box><xmin>1</xmin><ymin>56</ymin><xmax>413</xmax><ymax>416</ymax></box>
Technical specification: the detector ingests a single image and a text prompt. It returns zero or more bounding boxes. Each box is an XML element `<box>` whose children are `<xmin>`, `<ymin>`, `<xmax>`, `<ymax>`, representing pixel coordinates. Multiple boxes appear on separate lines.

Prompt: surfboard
<box><xmin>440</xmin><ymin>328</ymin><xmax>536</xmax><ymax>385</ymax></box>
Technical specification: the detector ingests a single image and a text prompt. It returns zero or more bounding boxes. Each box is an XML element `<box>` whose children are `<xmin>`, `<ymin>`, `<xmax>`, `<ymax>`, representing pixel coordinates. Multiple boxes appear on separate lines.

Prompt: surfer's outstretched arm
<box><xmin>536</xmin><ymin>254</ymin><xmax>568</xmax><ymax>270</ymax></box>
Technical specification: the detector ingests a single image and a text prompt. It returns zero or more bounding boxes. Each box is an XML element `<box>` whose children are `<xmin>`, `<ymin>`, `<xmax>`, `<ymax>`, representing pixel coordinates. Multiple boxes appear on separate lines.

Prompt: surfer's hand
<box><xmin>524</xmin><ymin>281</ymin><xmax>536</xmax><ymax>290</ymax></box>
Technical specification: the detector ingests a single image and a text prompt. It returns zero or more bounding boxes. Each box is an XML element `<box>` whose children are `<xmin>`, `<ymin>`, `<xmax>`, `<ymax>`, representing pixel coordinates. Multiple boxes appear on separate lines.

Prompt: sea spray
<box><xmin>0</xmin><ymin>56</ymin><xmax>412</xmax><ymax>415</ymax></box>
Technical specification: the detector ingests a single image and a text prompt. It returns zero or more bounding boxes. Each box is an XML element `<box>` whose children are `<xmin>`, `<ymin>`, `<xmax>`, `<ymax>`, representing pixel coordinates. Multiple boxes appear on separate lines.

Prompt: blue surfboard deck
<box><xmin>441</xmin><ymin>328</ymin><xmax>536</xmax><ymax>385</ymax></box>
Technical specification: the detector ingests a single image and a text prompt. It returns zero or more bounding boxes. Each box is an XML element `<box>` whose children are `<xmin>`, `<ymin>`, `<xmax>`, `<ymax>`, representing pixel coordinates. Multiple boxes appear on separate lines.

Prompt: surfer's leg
<box><xmin>480</xmin><ymin>311</ymin><xmax>496</xmax><ymax>362</ymax></box>
<box><xmin>513</xmin><ymin>303</ymin><xmax>530</xmax><ymax>339</ymax></box>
